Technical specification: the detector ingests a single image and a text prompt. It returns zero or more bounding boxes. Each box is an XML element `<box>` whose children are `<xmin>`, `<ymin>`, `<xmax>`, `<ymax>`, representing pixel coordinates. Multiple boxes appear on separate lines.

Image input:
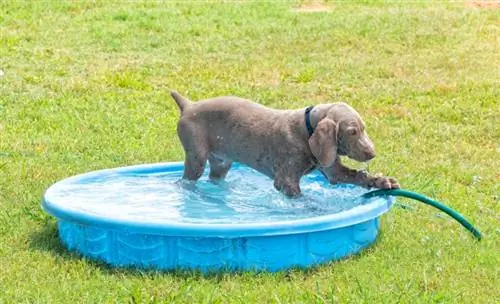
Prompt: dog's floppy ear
<box><xmin>308</xmin><ymin>118</ymin><xmax>337</xmax><ymax>167</ymax></box>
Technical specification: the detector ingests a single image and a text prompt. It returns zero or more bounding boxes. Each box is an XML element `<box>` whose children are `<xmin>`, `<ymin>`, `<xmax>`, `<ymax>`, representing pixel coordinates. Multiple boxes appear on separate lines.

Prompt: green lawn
<box><xmin>0</xmin><ymin>1</ymin><xmax>498</xmax><ymax>303</ymax></box>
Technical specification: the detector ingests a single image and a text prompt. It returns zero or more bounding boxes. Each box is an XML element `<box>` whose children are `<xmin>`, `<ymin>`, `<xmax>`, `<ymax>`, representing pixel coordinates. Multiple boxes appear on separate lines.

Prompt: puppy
<box><xmin>171</xmin><ymin>91</ymin><xmax>399</xmax><ymax>197</ymax></box>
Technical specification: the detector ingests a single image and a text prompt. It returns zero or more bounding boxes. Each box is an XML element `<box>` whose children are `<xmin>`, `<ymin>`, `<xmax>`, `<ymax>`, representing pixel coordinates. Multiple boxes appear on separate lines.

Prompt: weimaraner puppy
<box><xmin>171</xmin><ymin>91</ymin><xmax>400</xmax><ymax>197</ymax></box>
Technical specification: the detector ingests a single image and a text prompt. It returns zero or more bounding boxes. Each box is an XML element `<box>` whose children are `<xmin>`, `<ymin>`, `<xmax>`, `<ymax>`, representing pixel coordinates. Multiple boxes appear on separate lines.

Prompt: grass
<box><xmin>0</xmin><ymin>0</ymin><xmax>498</xmax><ymax>303</ymax></box>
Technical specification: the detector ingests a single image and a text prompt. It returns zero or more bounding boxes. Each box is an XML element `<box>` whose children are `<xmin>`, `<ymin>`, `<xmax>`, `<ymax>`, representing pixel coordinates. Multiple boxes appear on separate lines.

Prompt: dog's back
<box><xmin>171</xmin><ymin>92</ymin><xmax>287</xmax><ymax>177</ymax></box>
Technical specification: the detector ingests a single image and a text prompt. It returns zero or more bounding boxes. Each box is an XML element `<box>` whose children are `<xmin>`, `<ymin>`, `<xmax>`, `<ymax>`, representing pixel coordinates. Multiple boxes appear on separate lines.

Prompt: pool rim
<box><xmin>41</xmin><ymin>161</ymin><xmax>394</xmax><ymax>238</ymax></box>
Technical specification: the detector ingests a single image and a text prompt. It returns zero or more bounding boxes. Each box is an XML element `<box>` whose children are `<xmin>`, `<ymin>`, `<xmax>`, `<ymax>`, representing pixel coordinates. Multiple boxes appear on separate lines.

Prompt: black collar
<box><xmin>305</xmin><ymin>106</ymin><xmax>315</xmax><ymax>138</ymax></box>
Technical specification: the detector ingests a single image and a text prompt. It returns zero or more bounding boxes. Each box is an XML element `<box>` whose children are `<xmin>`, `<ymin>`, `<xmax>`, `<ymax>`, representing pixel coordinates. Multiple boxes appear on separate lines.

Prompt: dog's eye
<box><xmin>347</xmin><ymin>128</ymin><xmax>357</xmax><ymax>136</ymax></box>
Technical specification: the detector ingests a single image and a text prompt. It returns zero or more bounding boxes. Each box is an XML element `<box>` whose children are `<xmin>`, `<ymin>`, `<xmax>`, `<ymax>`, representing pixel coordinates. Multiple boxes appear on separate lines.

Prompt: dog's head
<box><xmin>308</xmin><ymin>103</ymin><xmax>375</xmax><ymax>167</ymax></box>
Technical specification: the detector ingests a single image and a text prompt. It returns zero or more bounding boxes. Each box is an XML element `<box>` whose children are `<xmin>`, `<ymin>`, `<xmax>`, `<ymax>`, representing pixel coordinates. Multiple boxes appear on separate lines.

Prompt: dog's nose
<box><xmin>364</xmin><ymin>150</ymin><xmax>376</xmax><ymax>161</ymax></box>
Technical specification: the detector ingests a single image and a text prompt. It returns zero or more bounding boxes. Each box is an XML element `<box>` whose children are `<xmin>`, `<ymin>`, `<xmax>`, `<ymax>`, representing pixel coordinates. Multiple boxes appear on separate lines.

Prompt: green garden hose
<box><xmin>362</xmin><ymin>188</ymin><xmax>482</xmax><ymax>240</ymax></box>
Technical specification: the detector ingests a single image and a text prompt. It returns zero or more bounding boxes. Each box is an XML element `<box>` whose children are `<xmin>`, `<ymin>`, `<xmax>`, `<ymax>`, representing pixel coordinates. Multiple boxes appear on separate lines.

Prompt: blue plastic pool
<box><xmin>41</xmin><ymin>162</ymin><xmax>395</xmax><ymax>272</ymax></box>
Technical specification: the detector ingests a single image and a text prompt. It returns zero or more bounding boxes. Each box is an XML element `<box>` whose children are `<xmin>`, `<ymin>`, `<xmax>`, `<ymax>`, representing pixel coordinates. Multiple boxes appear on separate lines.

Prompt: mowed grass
<box><xmin>0</xmin><ymin>1</ymin><xmax>498</xmax><ymax>303</ymax></box>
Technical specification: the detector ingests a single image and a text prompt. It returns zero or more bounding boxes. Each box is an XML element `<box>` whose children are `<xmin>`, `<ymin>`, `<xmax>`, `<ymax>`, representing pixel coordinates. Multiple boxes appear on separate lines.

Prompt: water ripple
<box><xmin>51</xmin><ymin>166</ymin><xmax>370</xmax><ymax>224</ymax></box>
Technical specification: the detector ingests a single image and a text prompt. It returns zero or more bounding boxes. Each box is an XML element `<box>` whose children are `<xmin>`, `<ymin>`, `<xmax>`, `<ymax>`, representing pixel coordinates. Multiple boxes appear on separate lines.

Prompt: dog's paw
<box><xmin>370</xmin><ymin>176</ymin><xmax>400</xmax><ymax>189</ymax></box>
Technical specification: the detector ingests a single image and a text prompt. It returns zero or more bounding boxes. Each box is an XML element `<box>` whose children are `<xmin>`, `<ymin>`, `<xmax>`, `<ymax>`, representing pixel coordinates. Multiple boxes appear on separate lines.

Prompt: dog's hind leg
<box><xmin>177</xmin><ymin>120</ymin><xmax>208</xmax><ymax>181</ymax></box>
<box><xmin>182</xmin><ymin>149</ymin><xmax>208</xmax><ymax>181</ymax></box>
<box><xmin>208</xmin><ymin>155</ymin><xmax>232</xmax><ymax>180</ymax></box>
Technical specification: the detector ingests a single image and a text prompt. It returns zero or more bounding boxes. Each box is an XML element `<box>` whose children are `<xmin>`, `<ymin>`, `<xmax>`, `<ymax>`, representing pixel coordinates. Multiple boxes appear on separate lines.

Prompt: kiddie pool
<box><xmin>41</xmin><ymin>162</ymin><xmax>395</xmax><ymax>272</ymax></box>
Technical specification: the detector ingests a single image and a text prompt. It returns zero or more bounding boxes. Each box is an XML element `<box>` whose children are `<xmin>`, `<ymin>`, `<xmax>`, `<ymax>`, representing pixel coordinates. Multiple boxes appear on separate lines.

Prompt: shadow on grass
<box><xmin>29</xmin><ymin>222</ymin><xmax>70</xmax><ymax>257</ymax></box>
<box><xmin>29</xmin><ymin>222</ymin><xmax>384</xmax><ymax>279</ymax></box>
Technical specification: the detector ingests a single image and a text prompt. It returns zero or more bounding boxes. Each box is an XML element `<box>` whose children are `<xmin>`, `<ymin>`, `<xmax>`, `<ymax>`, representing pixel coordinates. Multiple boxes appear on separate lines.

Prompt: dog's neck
<box><xmin>304</xmin><ymin>106</ymin><xmax>315</xmax><ymax>138</ymax></box>
<box><xmin>295</xmin><ymin>104</ymin><xmax>330</xmax><ymax>141</ymax></box>
<box><xmin>307</xmin><ymin>104</ymin><xmax>337</xmax><ymax>129</ymax></box>
<box><xmin>304</xmin><ymin>105</ymin><xmax>328</xmax><ymax>137</ymax></box>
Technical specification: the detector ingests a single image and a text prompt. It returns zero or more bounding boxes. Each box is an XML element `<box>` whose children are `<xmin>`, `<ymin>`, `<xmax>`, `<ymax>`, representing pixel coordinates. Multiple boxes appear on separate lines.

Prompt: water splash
<box><xmin>50</xmin><ymin>166</ymin><xmax>370</xmax><ymax>224</ymax></box>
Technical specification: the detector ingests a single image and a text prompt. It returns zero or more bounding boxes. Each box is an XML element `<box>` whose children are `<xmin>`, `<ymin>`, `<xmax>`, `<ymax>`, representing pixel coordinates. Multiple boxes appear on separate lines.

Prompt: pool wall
<box><xmin>58</xmin><ymin>217</ymin><xmax>380</xmax><ymax>272</ymax></box>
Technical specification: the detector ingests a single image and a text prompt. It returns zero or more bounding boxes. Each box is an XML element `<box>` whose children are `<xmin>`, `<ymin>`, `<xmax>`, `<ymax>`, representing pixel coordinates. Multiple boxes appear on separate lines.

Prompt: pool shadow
<box><xmin>29</xmin><ymin>222</ymin><xmax>72</xmax><ymax>258</ymax></box>
<box><xmin>29</xmin><ymin>222</ymin><xmax>384</xmax><ymax>279</ymax></box>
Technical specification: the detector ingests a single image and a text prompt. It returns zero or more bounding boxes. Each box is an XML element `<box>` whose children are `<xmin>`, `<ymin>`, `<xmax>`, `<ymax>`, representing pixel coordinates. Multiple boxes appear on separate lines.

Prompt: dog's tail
<box><xmin>170</xmin><ymin>91</ymin><xmax>190</xmax><ymax>114</ymax></box>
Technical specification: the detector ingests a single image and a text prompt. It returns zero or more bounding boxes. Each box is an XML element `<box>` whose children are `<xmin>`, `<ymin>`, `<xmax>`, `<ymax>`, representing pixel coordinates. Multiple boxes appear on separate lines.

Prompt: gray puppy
<box><xmin>171</xmin><ymin>91</ymin><xmax>399</xmax><ymax>197</ymax></box>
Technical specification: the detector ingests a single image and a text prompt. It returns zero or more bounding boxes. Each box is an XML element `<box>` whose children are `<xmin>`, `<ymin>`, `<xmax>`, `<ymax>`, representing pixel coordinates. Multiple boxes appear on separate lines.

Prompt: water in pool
<box><xmin>52</xmin><ymin>166</ymin><xmax>371</xmax><ymax>224</ymax></box>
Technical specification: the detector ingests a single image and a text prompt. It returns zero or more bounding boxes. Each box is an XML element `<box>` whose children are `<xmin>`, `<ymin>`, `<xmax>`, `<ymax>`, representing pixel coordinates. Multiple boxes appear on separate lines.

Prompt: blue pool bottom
<box><xmin>58</xmin><ymin>217</ymin><xmax>380</xmax><ymax>272</ymax></box>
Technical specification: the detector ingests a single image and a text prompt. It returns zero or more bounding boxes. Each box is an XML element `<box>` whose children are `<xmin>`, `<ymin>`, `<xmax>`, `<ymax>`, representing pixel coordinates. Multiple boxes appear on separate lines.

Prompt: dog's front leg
<box><xmin>273</xmin><ymin>174</ymin><xmax>302</xmax><ymax>198</ymax></box>
<box><xmin>321</xmin><ymin>158</ymin><xmax>400</xmax><ymax>189</ymax></box>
